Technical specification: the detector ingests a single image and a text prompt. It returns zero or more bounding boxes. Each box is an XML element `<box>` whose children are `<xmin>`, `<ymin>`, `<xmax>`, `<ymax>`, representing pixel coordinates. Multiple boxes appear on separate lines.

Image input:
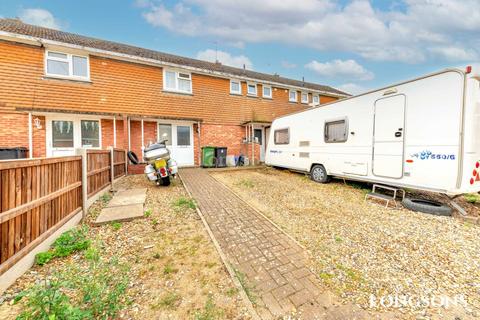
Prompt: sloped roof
<box><xmin>0</xmin><ymin>18</ymin><xmax>348</xmax><ymax>96</ymax></box>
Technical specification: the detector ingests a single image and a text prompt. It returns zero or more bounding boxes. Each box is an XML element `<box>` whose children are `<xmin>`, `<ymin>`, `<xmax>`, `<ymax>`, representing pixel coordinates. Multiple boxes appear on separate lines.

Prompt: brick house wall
<box><xmin>0</xmin><ymin>39</ymin><xmax>341</xmax><ymax>165</ymax></box>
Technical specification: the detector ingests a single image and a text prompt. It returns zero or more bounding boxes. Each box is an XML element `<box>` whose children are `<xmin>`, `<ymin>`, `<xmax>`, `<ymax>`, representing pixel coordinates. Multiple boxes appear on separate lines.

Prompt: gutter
<box><xmin>0</xmin><ymin>30</ymin><xmax>348</xmax><ymax>98</ymax></box>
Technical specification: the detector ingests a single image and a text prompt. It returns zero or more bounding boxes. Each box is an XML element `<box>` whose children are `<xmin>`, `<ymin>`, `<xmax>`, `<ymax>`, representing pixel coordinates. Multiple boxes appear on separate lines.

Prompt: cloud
<box><xmin>19</xmin><ymin>8</ymin><xmax>61</xmax><ymax>29</ymax></box>
<box><xmin>305</xmin><ymin>59</ymin><xmax>374</xmax><ymax>81</ymax></box>
<box><xmin>336</xmin><ymin>83</ymin><xmax>369</xmax><ymax>95</ymax></box>
<box><xmin>281</xmin><ymin>61</ymin><xmax>297</xmax><ymax>69</ymax></box>
<box><xmin>138</xmin><ymin>0</ymin><xmax>480</xmax><ymax>64</ymax></box>
<box><xmin>196</xmin><ymin>49</ymin><xmax>253</xmax><ymax>69</ymax></box>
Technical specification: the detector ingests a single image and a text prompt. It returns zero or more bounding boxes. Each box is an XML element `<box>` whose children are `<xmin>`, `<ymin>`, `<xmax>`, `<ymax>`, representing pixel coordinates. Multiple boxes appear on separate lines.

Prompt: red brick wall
<box><xmin>32</xmin><ymin>115</ymin><xmax>46</xmax><ymax>157</ymax></box>
<box><xmin>0</xmin><ymin>112</ymin><xmax>46</xmax><ymax>158</ymax></box>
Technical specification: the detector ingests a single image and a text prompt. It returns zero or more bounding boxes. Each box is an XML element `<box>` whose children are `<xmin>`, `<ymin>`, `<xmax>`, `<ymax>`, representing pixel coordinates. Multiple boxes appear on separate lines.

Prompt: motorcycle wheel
<box><xmin>161</xmin><ymin>177</ymin><xmax>171</xmax><ymax>186</ymax></box>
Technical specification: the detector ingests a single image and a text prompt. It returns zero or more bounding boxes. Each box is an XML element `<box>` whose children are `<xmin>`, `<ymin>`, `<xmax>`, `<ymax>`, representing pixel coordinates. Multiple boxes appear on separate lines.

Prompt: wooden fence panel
<box><xmin>113</xmin><ymin>149</ymin><xmax>126</xmax><ymax>179</ymax></box>
<box><xmin>86</xmin><ymin>150</ymin><xmax>111</xmax><ymax>198</ymax></box>
<box><xmin>0</xmin><ymin>157</ymin><xmax>82</xmax><ymax>274</ymax></box>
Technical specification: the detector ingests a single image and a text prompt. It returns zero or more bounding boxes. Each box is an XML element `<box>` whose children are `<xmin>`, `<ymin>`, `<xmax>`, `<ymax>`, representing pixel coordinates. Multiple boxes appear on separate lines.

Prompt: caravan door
<box><xmin>373</xmin><ymin>95</ymin><xmax>406</xmax><ymax>178</ymax></box>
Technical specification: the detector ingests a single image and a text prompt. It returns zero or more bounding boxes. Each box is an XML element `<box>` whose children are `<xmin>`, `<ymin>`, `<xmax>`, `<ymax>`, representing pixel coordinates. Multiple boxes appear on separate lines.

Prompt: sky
<box><xmin>1</xmin><ymin>0</ymin><xmax>479</xmax><ymax>94</ymax></box>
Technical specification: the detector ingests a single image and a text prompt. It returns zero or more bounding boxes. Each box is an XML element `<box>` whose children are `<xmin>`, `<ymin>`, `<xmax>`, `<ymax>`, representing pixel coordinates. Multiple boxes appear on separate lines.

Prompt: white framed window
<box><xmin>163</xmin><ymin>69</ymin><xmax>192</xmax><ymax>94</ymax></box>
<box><xmin>230</xmin><ymin>79</ymin><xmax>242</xmax><ymax>95</ymax></box>
<box><xmin>301</xmin><ymin>92</ymin><xmax>309</xmax><ymax>104</ymax></box>
<box><xmin>247</xmin><ymin>83</ymin><xmax>257</xmax><ymax>96</ymax></box>
<box><xmin>289</xmin><ymin>90</ymin><xmax>297</xmax><ymax>102</ymax></box>
<box><xmin>262</xmin><ymin>85</ymin><xmax>272</xmax><ymax>99</ymax></box>
<box><xmin>45</xmin><ymin>50</ymin><xmax>89</xmax><ymax>80</ymax></box>
<box><xmin>313</xmin><ymin>95</ymin><xmax>320</xmax><ymax>105</ymax></box>
<box><xmin>325</xmin><ymin>118</ymin><xmax>348</xmax><ymax>143</ymax></box>
<box><xmin>274</xmin><ymin>128</ymin><xmax>289</xmax><ymax>145</ymax></box>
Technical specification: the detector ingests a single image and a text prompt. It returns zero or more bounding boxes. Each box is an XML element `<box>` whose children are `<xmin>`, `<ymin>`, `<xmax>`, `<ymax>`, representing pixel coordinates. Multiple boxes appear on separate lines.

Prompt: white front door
<box><xmin>158</xmin><ymin>122</ymin><xmax>194</xmax><ymax>167</ymax></box>
<box><xmin>373</xmin><ymin>95</ymin><xmax>406</xmax><ymax>178</ymax></box>
<box><xmin>254</xmin><ymin>128</ymin><xmax>265</xmax><ymax>162</ymax></box>
<box><xmin>46</xmin><ymin>116</ymin><xmax>101</xmax><ymax>157</ymax></box>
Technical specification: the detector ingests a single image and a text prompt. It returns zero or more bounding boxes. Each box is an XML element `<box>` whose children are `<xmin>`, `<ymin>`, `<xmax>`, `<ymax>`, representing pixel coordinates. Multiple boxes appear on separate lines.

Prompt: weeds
<box><xmin>100</xmin><ymin>192</ymin><xmax>112</xmax><ymax>204</ymax></box>
<box><xmin>163</xmin><ymin>263</ymin><xmax>178</xmax><ymax>275</ymax></box>
<box><xmin>236</xmin><ymin>179</ymin><xmax>254</xmax><ymax>188</ymax></box>
<box><xmin>464</xmin><ymin>193</ymin><xmax>480</xmax><ymax>204</ymax></box>
<box><xmin>35</xmin><ymin>225</ymin><xmax>90</xmax><ymax>266</ymax></box>
<box><xmin>233</xmin><ymin>268</ymin><xmax>256</xmax><ymax>304</ymax></box>
<box><xmin>144</xmin><ymin>208</ymin><xmax>153</xmax><ymax>217</ymax></box>
<box><xmin>158</xmin><ymin>292</ymin><xmax>180</xmax><ymax>309</ymax></box>
<box><xmin>17</xmin><ymin>243</ymin><xmax>129</xmax><ymax>320</ymax></box>
<box><xmin>111</xmin><ymin>222</ymin><xmax>122</xmax><ymax>231</ymax></box>
<box><xmin>172</xmin><ymin>197</ymin><xmax>196</xmax><ymax>212</ymax></box>
<box><xmin>194</xmin><ymin>294</ymin><xmax>224</xmax><ymax>320</ymax></box>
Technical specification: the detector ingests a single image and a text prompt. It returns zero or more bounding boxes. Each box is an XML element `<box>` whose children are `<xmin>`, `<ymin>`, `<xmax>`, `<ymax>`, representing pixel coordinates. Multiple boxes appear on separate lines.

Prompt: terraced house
<box><xmin>0</xmin><ymin>18</ymin><xmax>347</xmax><ymax>168</ymax></box>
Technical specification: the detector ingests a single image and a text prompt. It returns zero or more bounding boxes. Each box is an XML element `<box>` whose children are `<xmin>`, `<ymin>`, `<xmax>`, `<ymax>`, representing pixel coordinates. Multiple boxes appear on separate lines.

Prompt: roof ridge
<box><xmin>0</xmin><ymin>17</ymin><xmax>349</xmax><ymax>96</ymax></box>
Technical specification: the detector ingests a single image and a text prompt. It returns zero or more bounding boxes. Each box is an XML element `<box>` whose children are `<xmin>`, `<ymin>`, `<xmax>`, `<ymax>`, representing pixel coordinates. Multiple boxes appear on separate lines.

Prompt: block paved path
<box><xmin>180</xmin><ymin>168</ymin><xmax>370</xmax><ymax>319</ymax></box>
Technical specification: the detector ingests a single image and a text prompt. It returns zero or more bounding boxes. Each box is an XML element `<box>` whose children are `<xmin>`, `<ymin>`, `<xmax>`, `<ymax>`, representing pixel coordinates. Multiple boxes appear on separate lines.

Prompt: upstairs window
<box><xmin>301</xmin><ymin>92</ymin><xmax>309</xmax><ymax>104</ymax></box>
<box><xmin>230</xmin><ymin>79</ymin><xmax>242</xmax><ymax>95</ymax></box>
<box><xmin>164</xmin><ymin>69</ymin><xmax>192</xmax><ymax>94</ymax></box>
<box><xmin>45</xmin><ymin>51</ymin><xmax>89</xmax><ymax>80</ymax></box>
<box><xmin>263</xmin><ymin>85</ymin><xmax>272</xmax><ymax>99</ymax></box>
<box><xmin>274</xmin><ymin>128</ymin><xmax>290</xmax><ymax>145</ymax></box>
<box><xmin>289</xmin><ymin>90</ymin><xmax>297</xmax><ymax>102</ymax></box>
<box><xmin>325</xmin><ymin>119</ymin><xmax>348</xmax><ymax>143</ymax></box>
<box><xmin>247</xmin><ymin>83</ymin><xmax>257</xmax><ymax>96</ymax></box>
<box><xmin>313</xmin><ymin>95</ymin><xmax>320</xmax><ymax>105</ymax></box>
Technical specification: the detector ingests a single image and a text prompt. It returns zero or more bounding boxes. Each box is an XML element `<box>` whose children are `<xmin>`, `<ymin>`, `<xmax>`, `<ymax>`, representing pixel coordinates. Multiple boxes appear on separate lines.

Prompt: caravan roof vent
<box><xmin>383</xmin><ymin>88</ymin><xmax>398</xmax><ymax>96</ymax></box>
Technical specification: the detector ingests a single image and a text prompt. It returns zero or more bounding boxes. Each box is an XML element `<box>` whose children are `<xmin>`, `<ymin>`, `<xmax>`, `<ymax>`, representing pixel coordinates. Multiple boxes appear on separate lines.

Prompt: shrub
<box><xmin>35</xmin><ymin>252</ymin><xmax>55</xmax><ymax>266</ymax></box>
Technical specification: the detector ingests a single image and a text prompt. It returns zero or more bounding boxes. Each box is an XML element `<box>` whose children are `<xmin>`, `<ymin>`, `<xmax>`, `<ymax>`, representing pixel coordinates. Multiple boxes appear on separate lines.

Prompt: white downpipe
<box><xmin>251</xmin><ymin>124</ymin><xmax>254</xmax><ymax>166</ymax></box>
<box><xmin>28</xmin><ymin>113</ymin><xmax>33</xmax><ymax>158</ymax></box>
<box><xmin>141</xmin><ymin>119</ymin><xmax>144</xmax><ymax>162</ymax></box>
<box><xmin>113</xmin><ymin>117</ymin><xmax>117</xmax><ymax>148</ymax></box>
<box><xmin>127</xmin><ymin>117</ymin><xmax>131</xmax><ymax>151</ymax></box>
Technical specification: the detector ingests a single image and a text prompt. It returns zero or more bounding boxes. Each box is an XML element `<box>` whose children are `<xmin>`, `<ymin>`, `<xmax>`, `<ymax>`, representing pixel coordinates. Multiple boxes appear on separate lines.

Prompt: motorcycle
<box><xmin>127</xmin><ymin>140</ymin><xmax>178</xmax><ymax>186</ymax></box>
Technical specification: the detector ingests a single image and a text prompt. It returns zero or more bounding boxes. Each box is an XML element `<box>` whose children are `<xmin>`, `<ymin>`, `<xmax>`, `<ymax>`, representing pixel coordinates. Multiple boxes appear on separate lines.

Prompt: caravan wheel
<box><xmin>310</xmin><ymin>165</ymin><xmax>330</xmax><ymax>183</ymax></box>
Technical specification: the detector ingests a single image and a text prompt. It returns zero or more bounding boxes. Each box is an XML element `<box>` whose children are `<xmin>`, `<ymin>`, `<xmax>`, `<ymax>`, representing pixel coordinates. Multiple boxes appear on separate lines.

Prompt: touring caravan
<box><xmin>266</xmin><ymin>67</ymin><xmax>480</xmax><ymax>195</ymax></box>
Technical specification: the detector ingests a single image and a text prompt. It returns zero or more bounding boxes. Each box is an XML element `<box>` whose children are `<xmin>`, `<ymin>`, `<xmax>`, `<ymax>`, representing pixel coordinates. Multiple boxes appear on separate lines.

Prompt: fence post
<box><xmin>109</xmin><ymin>147</ymin><xmax>114</xmax><ymax>191</ymax></box>
<box><xmin>76</xmin><ymin>148</ymin><xmax>88</xmax><ymax>221</ymax></box>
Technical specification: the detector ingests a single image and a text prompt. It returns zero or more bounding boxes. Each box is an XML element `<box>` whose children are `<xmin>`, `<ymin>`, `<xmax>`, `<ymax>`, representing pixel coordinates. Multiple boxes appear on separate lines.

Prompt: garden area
<box><xmin>0</xmin><ymin>175</ymin><xmax>251</xmax><ymax>320</ymax></box>
<box><xmin>211</xmin><ymin>167</ymin><xmax>480</xmax><ymax>320</ymax></box>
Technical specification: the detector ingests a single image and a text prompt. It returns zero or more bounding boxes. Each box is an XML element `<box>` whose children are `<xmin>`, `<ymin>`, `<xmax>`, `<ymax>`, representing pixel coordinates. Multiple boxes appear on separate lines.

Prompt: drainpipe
<box><xmin>197</xmin><ymin>121</ymin><xmax>201</xmax><ymax>166</ymax></box>
<box><xmin>128</xmin><ymin>117</ymin><xmax>131</xmax><ymax>151</ymax></box>
<box><xmin>28</xmin><ymin>112</ymin><xmax>33</xmax><ymax>159</ymax></box>
<box><xmin>141</xmin><ymin>118</ymin><xmax>144</xmax><ymax>162</ymax></box>
<box><xmin>251</xmin><ymin>123</ymin><xmax>254</xmax><ymax>166</ymax></box>
<box><xmin>113</xmin><ymin>116</ymin><xmax>117</xmax><ymax>148</ymax></box>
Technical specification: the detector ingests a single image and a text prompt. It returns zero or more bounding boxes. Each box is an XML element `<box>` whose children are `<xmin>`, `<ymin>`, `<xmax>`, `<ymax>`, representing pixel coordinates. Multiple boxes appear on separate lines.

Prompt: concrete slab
<box><xmin>94</xmin><ymin>203</ymin><xmax>144</xmax><ymax>225</ymax></box>
<box><xmin>108</xmin><ymin>188</ymin><xmax>147</xmax><ymax>207</ymax></box>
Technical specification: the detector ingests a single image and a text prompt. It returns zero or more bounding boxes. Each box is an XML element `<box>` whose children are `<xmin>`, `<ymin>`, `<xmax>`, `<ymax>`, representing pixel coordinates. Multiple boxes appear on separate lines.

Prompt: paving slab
<box><xmin>94</xmin><ymin>203</ymin><xmax>144</xmax><ymax>225</ymax></box>
<box><xmin>107</xmin><ymin>188</ymin><xmax>147</xmax><ymax>207</ymax></box>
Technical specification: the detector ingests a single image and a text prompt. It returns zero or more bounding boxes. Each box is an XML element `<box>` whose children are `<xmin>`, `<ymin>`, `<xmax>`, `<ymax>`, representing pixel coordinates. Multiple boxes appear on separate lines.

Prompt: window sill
<box><xmin>301</xmin><ymin>102</ymin><xmax>309</xmax><ymax>105</ymax></box>
<box><xmin>162</xmin><ymin>90</ymin><xmax>193</xmax><ymax>96</ymax></box>
<box><xmin>262</xmin><ymin>96</ymin><xmax>273</xmax><ymax>100</ymax></box>
<box><xmin>43</xmin><ymin>76</ymin><xmax>92</xmax><ymax>84</ymax></box>
<box><xmin>247</xmin><ymin>94</ymin><xmax>258</xmax><ymax>98</ymax></box>
<box><xmin>230</xmin><ymin>92</ymin><xmax>242</xmax><ymax>96</ymax></box>
<box><xmin>289</xmin><ymin>101</ymin><xmax>298</xmax><ymax>104</ymax></box>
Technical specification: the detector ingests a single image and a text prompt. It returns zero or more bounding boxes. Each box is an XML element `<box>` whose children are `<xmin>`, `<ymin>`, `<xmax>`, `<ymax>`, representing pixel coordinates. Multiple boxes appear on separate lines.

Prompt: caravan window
<box><xmin>324</xmin><ymin>119</ymin><xmax>348</xmax><ymax>143</ymax></box>
<box><xmin>274</xmin><ymin>128</ymin><xmax>289</xmax><ymax>144</ymax></box>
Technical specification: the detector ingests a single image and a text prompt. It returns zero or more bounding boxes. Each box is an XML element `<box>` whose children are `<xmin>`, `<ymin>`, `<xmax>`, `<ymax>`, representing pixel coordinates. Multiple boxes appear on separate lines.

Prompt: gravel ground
<box><xmin>0</xmin><ymin>175</ymin><xmax>251</xmax><ymax>319</ymax></box>
<box><xmin>212</xmin><ymin>168</ymin><xmax>480</xmax><ymax>320</ymax></box>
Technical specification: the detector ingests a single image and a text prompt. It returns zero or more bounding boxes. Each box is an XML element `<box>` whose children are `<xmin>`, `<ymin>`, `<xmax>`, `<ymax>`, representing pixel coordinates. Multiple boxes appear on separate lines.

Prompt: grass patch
<box><xmin>226</xmin><ymin>287</ymin><xmax>238</xmax><ymax>297</ymax></box>
<box><xmin>17</xmin><ymin>244</ymin><xmax>129</xmax><ymax>320</ymax></box>
<box><xmin>336</xmin><ymin>263</ymin><xmax>364</xmax><ymax>283</ymax></box>
<box><xmin>464</xmin><ymin>193</ymin><xmax>480</xmax><ymax>204</ymax></box>
<box><xmin>319</xmin><ymin>272</ymin><xmax>334</xmax><ymax>281</ymax></box>
<box><xmin>334</xmin><ymin>236</ymin><xmax>343</xmax><ymax>243</ymax></box>
<box><xmin>172</xmin><ymin>197</ymin><xmax>196</xmax><ymax>211</ymax></box>
<box><xmin>236</xmin><ymin>178</ymin><xmax>254</xmax><ymax>188</ymax></box>
<box><xmin>100</xmin><ymin>192</ymin><xmax>112</xmax><ymax>204</ymax></box>
<box><xmin>233</xmin><ymin>268</ymin><xmax>256</xmax><ymax>304</ymax></box>
<box><xmin>194</xmin><ymin>294</ymin><xmax>224</xmax><ymax>320</ymax></box>
<box><xmin>35</xmin><ymin>225</ymin><xmax>90</xmax><ymax>266</ymax></box>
